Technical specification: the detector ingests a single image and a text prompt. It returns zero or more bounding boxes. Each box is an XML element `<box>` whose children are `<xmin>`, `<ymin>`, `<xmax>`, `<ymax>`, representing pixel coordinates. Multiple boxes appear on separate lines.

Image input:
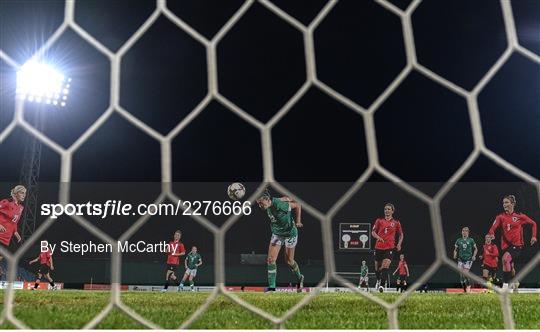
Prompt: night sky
<box><xmin>0</xmin><ymin>0</ymin><xmax>539</xmax><ymax>272</ymax></box>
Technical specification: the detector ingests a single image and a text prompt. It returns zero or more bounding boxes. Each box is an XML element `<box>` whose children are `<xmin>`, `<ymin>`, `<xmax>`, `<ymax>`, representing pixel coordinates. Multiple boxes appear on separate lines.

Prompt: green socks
<box><xmin>267</xmin><ymin>261</ymin><xmax>301</xmax><ymax>288</ymax></box>
<box><xmin>268</xmin><ymin>263</ymin><xmax>277</xmax><ymax>288</ymax></box>
<box><xmin>288</xmin><ymin>261</ymin><xmax>302</xmax><ymax>280</ymax></box>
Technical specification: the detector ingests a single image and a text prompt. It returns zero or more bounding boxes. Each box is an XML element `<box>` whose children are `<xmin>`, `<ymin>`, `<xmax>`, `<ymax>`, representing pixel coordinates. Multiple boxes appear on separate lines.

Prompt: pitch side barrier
<box><xmin>76</xmin><ymin>284</ymin><xmax>540</xmax><ymax>294</ymax></box>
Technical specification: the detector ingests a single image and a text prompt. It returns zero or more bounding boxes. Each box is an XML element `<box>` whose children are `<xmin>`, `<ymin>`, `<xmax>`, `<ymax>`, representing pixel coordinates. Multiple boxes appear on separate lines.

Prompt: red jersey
<box><xmin>482</xmin><ymin>243</ymin><xmax>499</xmax><ymax>268</ymax></box>
<box><xmin>372</xmin><ymin>218</ymin><xmax>402</xmax><ymax>250</ymax></box>
<box><xmin>397</xmin><ymin>260</ymin><xmax>408</xmax><ymax>275</ymax></box>
<box><xmin>39</xmin><ymin>249</ymin><xmax>52</xmax><ymax>266</ymax></box>
<box><xmin>488</xmin><ymin>212</ymin><xmax>537</xmax><ymax>250</ymax></box>
<box><xmin>166</xmin><ymin>241</ymin><xmax>185</xmax><ymax>265</ymax></box>
<box><xmin>0</xmin><ymin>199</ymin><xmax>24</xmax><ymax>246</ymax></box>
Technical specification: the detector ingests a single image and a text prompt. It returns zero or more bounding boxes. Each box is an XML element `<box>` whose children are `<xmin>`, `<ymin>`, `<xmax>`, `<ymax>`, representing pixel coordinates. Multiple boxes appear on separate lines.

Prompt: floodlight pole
<box><xmin>15</xmin><ymin>61</ymin><xmax>68</xmax><ymax>241</ymax></box>
<box><xmin>19</xmin><ymin>107</ymin><xmax>45</xmax><ymax>241</ymax></box>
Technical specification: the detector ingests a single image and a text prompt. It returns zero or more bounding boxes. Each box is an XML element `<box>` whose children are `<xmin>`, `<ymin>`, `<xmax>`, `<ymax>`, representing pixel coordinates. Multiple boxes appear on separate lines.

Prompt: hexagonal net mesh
<box><xmin>0</xmin><ymin>0</ymin><xmax>539</xmax><ymax>329</ymax></box>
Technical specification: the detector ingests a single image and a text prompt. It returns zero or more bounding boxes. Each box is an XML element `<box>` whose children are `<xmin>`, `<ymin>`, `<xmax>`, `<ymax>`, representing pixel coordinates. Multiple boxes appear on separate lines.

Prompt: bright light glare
<box><xmin>16</xmin><ymin>60</ymin><xmax>70</xmax><ymax>107</ymax></box>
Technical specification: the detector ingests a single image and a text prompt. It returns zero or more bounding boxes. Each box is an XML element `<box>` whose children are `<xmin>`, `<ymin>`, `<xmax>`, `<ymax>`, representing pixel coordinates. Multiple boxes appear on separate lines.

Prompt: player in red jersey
<box><xmin>371</xmin><ymin>203</ymin><xmax>403</xmax><ymax>292</ymax></box>
<box><xmin>479</xmin><ymin>234</ymin><xmax>499</xmax><ymax>289</ymax></box>
<box><xmin>393</xmin><ymin>254</ymin><xmax>410</xmax><ymax>293</ymax></box>
<box><xmin>29</xmin><ymin>240</ymin><xmax>56</xmax><ymax>290</ymax></box>
<box><xmin>162</xmin><ymin>230</ymin><xmax>185</xmax><ymax>292</ymax></box>
<box><xmin>0</xmin><ymin>185</ymin><xmax>26</xmax><ymax>275</ymax></box>
<box><xmin>487</xmin><ymin>195</ymin><xmax>537</xmax><ymax>290</ymax></box>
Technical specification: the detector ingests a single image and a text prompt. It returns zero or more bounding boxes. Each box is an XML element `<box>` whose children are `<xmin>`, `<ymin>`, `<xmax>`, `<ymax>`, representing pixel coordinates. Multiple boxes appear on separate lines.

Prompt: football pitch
<box><xmin>0</xmin><ymin>291</ymin><xmax>539</xmax><ymax>329</ymax></box>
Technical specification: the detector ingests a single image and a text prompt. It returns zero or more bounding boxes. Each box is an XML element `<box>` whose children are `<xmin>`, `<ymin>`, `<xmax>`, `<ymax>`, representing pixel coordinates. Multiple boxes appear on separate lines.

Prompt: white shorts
<box><xmin>270</xmin><ymin>233</ymin><xmax>298</xmax><ymax>248</ymax></box>
<box><xmin>458</xmin><ymin>260</ymin><xmax>473</xmax><ymax>270</ymax></box>
<box><xmin>359</xmin><ymin>276</ymin><xmax>369</xmax><ymax>284</ymax></box>
<box><xmin>184</xmin><ymin>268</ymin><xmax>197</xmax><ymax>277</ymax></box>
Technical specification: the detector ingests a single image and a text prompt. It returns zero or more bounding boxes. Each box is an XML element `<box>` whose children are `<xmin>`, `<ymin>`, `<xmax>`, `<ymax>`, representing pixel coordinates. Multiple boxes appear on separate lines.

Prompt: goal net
<box><xmin>0</xmin><ymin>0</ymin><xmax>539</xmax><ymax>329</ymax></box>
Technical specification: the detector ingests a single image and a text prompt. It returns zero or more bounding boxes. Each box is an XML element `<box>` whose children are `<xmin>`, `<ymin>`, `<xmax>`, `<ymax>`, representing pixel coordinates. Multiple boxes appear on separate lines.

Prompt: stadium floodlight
<box><xmin>16</xmin><ymin>60</ymin><xmax>70</xmax><ymax>107</ymax></box>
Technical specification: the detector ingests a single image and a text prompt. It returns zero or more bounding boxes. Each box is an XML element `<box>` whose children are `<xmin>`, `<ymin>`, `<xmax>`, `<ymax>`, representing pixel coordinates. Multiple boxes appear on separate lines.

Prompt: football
<box><xmin>227</xmin><ymin>183</ymin><xmax>246</xmax><ymax>200</ymax></box>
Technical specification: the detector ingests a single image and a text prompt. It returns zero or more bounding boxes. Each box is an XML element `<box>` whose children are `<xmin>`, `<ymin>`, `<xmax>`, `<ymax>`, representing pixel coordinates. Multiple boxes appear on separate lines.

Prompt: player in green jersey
<box><xmin>180</xmin><ymin>246</ymin><xmax>202</xmax><ymax>292</ymax></box>
<box><xmin>453</xmin><ymin>227</ymin><xmax>478</xmax><ymax>293</ymax></box>
<box><xmin>358</xmin><ymin>260</ymin><xmax>369</xmax><ymax>291</ymax></box>
<box><xmin>256</xmin><ymin>192</ymin><xmax>304</xmax><ymax>292</ymax></box>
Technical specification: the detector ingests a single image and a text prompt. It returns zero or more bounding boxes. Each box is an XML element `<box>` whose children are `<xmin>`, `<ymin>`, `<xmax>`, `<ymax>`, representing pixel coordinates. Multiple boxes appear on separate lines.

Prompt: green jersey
<box><xmin>360</xmin><ymin>265</ymin><xmax>369</xmax><ymax>277</ymax></box>
<box><xmin>267</xmin><ymin>197</ymin><xmax>297</xmax><ymax>237</ymax></box>
<box><xmin>186</xmin><ymin>252</ymin><xmax>202</xmax><ymax>269</ymax></box>
<box><xmin>455</xmin><ymin>237</ymin><xmax>476</xmax><ymax>261</ymax></box>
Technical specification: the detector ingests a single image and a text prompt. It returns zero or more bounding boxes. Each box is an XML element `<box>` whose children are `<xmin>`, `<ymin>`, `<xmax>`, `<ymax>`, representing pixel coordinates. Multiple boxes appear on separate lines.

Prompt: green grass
<box><xmin>0</xmin><ymin>290</ymin><xmax>539</xmax><ymax>329</ymax></box>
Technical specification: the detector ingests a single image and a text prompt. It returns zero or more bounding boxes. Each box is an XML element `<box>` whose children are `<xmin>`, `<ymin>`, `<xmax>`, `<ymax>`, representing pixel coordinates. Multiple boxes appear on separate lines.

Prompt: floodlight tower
<box><xmin>16</xmin><ymin>61</ymin><xmax>70</xmax><ymax>240</ymax></box>
<box><xmin>18</xmin><ymin>112</ymin><xmax>44</xmax><ymax>240</ymax></box>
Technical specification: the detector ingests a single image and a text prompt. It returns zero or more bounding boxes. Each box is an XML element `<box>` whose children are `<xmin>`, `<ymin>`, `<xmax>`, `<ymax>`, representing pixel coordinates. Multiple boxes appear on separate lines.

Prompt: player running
<box><xmin>454</xmin><ymin>227</ymin><xmax>477</xmax><ymax>293</ymax></box>
<box><xmin>179</xmin><ymin>246</ymin><xmax>202</xmax><ymax>291</ymax></box>
<box><xmin>393</xmin><ymin>254</ymin><xmax>409</xmax><ymax>293</ymax></box>
<box><xmin>256</xmin><ymin>193</ymin><xmax>304</xmax><ymax>293</ymax></box>
<box><xmin>487</xmin><ymin>195</ymin><xmax>537</xmax><ymax>290</ymax></box>
<box><xmin>29</xmin><ymin>241</ymin><xmax>56</xmax><ymax>290</ymax></box>
<box><xmin>0</xmin><ymin>186</ymin><xmax>26</xmax><ymax>257</ymax></box>
<box><xmin>162</xmin><ymin>230</ymin><xmax>185</xmax><ymax>292</ymax></box>
<box><xmin>480</xmin><ymin>234</ymin><xmax>499</xmax><ymax>290</ymax></box>
<box><xmin>358</xmin><ymin>260</ymin><xmax>369</xmax><ymax>290</ymax></box>
<box><xmin>371</xmin><ymin>203</ymin><xmax>403</xmax><ymax>293</ymax></box>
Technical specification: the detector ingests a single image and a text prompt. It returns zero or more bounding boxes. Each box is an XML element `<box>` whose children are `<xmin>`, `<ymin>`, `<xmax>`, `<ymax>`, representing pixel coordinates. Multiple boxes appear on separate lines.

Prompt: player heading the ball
<box><xmin>256</xmin><ymin>191</ymin><xmax>304</xmax><ymax>293</ymax></box>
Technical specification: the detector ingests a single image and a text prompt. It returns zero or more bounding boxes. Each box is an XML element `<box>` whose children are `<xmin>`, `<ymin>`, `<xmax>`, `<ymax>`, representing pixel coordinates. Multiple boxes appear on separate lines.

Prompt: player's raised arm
<box><xmin>29</xmin><ymin>255</ymin><xmax>39</xmax><ymax>265</ymax></box>
<box><xmin>279</xmin><ymin>196</ymin><xmax>293</xmax><ymax>202</ymax></box>
<box><xmin>290</xmin><ymin>201</ymin><xmax>302</xmax><ymax>228</ymax></box>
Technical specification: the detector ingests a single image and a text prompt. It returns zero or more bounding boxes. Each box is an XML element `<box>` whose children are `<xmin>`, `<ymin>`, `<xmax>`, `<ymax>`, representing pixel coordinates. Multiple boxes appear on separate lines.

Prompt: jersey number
<box><xmin>384</xmin><ymin>227</ymin><xmax>388</xmax><ymax>234</ymax></box>
<box><xmin>507</xmin><ymin>224</ymin><xmax>511</xmax><ymax>231</ymax></box>
<box><xmin>12</xmin><ymin>215</ymin><xmax>18</xmax><ymax>223</ymax></box>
